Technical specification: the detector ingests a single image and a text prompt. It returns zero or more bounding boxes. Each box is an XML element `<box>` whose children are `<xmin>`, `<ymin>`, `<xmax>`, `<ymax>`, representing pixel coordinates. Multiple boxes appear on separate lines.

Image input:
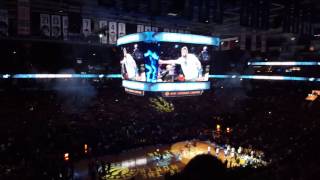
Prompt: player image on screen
<box><xmin>120</xmin><ymin>48</ymin><xmax>138</xmax><ymax>80</ymax></box>
<box><xmin>198</xmin><ymin>46</ymin><xmax>211</xmax><ymax>81</ymax></box>
<box><xmin>159</xmin><ymin>46</ymin><xmax>203</xmax><ymax>81</ymax></box>
<box><xmin>132</xmin><ymin>44</ymin><xmax>144</xmax><ymax>74</ymax></box>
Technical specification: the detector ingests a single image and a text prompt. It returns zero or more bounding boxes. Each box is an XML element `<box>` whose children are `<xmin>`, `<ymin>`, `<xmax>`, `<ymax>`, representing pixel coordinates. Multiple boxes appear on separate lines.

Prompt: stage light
<box><xmin>167</xmin><ymin>13</ymin><xmax>178</xmax><ymax>16</ymax></box>
<box><xmin>64</xmin><ymin>153</ymin><xmax>69</xmax><ymax>161</ymax></box>
<box><xmin>291</xmin><ymin>37</ymin><xmax>296</xmax><ymax>41</ymax></box>
<box><xmin>99</xmin><ymin>34</ymin><xmax>103</xmax><ymax>38</ymax></box>
<box><xmin>309</xmin><ymin>77</ymin><xmax>315</xmax><ymax>81</ymax></box>
<box><xmin>2</xmin><ymin>74</ymin><xmax>10</xmax><ymax>78</ymax></box>
<box><xmin>226</xmin><ymin>127</ymin><xmax>231</xmax><ymax>133</ymax></box>
<box><xmin>216</xmin><ymin>124</ymin><xmax>221</xmax><ymax>131</ymax></box>
<box><xmin>309</xmin><ymin>46</ymin><xmax>315</xmax><ymax>51</ymax></box>
<box><xmin>84</xmin><ymin>144</ymin><xmax>88</xmax><ymax>154</ymax></box>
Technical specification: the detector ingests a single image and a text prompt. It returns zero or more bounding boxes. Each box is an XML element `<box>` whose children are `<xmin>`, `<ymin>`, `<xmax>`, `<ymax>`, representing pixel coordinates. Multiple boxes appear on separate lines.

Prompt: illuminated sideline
<box><xmin>248</xmin><ymin>61</ymin><xmax>320</xmax><ymax>66</ymax></box>
<box><xmin>117</xmin><ymin>32</ymin><xmax>220</xmax><ymax>46</ymax></box>
<box><xmin>122</xmin><ymin>80</ymin><xmax>211</xmax><ymax>92</ymax></box>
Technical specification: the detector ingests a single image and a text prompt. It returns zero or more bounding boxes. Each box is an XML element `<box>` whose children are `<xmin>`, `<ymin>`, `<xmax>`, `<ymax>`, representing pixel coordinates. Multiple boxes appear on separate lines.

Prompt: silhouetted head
<box><xmin>180</xmin><ymin>154</ymin><xmax>227</xmax><ymax>180</ymax></box>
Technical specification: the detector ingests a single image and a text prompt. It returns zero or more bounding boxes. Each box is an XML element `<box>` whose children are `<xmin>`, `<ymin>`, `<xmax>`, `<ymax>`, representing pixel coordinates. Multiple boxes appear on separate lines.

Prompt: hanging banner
<box><xmin>151</xmin><ymin>27</ymin><xmax>158</xmax><ymax>32</ymax></box>
<box><xmin>163</xmin><ymin>28</ymin><xmax>170</xmax><ymax>32</ymax></box>
<box><xmin>137</xmin><ymin>24</ymin><xmax>144</xmax><ymax>32</ymax></box>
<box><xmin>240</xmin><ymin>31</ymin><xmax>246</xmax><ymax>50</ymax></box>
<box><xmin>17</xmin><ymin>0</ymin><xmax>30</xmax><ymax>35</ymax></box>
<box><xmin>51</xmin><ymin>15</ymin><xmax>61</xmax><ymax>38</ymax></box>
<box><xmin>40</xmin><ymin>14</ymin><xmax>51</xmax><ymax>37</ymax></box>
<box><xmin>144</xmin><ymin>26</ymin><xmax>151</xmax><ymax>32</ymax></box>
<box><xmin>261</xmin><ymin>33</ymin><xmax>266</xmax><ymax>52</ymax></box>
<box><xmin>251</xmin><ymin>33</ymin><xmax>256</xmax><ymax>51</ymax></box>
<box><xmin>0</xmin><ymin>9</ymin><xmax>8</xmax><ymax>36</ymax></box>
<box><xmin>109</xmin><ymin>21</ymin><xmax>117</xmax><ymax>44</ymax></box>
<box><xmin>82</xmin><ymin>18</ymin><xmax>91</xmax><ymax>37</ymax></box>
<box><xmin>62</xmin><ymin>16</ymin><xmax>69</xmax><ymax>40</ymax></box>
<box><xmin>99</xmin><ymin>20</ymin><xmax>108</xmax><ymax>29</ymax></box>
<box><xmin>118</xmin><ymin>22</ymin><xmax>126</xmax><ymax>37</ymax></box>
<box><xmin>99</xmin><ymin>20</ymin><xmax>108</xmax><ymax>44</ymax></box>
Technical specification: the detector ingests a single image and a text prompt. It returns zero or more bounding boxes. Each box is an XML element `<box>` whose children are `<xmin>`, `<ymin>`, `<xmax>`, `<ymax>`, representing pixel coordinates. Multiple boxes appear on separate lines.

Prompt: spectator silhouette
<box><xmin>176</xmin><ymin>154</ymin><xmax>227</xmax><ymax>180</ymax></box>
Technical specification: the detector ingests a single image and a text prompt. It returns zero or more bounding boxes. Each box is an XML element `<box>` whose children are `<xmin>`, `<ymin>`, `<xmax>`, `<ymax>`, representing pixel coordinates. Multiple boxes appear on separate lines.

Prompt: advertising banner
<box><xmin>40</xmin><ymin>14</ymin><xmax>51</xmax><ymax>37</ymax></box>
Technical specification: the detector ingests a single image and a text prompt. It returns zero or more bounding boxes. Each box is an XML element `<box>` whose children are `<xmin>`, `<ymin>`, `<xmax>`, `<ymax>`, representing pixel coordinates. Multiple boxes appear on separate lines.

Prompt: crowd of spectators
<box><xmin>0</xmin><ymin>79</ymin><xmax>319</xmax><ymax>180</ymax></box>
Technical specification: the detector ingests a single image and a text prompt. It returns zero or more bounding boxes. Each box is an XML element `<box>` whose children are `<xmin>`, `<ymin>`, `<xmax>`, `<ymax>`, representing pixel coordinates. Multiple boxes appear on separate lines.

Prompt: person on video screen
<box><xmin>159</xmin><ymin>46</ymin><xmax>202</xmax><ymax>81</ymax></box>
<box><xmin>198</xmin><ymin>46</ymin><xmax>211</xmax><ymax>80</ymax></box>
<box><xmin>132</xmin><ymin>44</ymin><xmax>143</xmax><ymax>62</ymax></box>
<box><xmin>120</xmin><ymin>48</ymin><xmax>138</xmax><ymax>80</ymax></box>
<box><xmin>132</xmin><ymin>44</ymin><xmax>144</xmax><ymax>73</ymax></box>
<box><xmin>199</xmin><ymin>46</ymin><xmax>210</xmax><ymax>63</ymax></box>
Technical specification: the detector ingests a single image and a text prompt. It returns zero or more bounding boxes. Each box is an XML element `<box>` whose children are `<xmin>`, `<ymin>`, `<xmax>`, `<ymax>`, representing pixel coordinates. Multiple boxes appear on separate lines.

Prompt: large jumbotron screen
<box><xmin>117</xmin><ymin>32</ymin><xmax>220</xmax><ymax>96</ymax></box>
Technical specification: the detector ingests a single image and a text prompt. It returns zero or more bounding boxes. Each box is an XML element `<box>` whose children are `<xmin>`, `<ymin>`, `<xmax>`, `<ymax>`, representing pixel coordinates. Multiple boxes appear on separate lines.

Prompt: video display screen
<box><xmin>120</xmin><ymin>42</ymin><xmax>212</xmax><ymax>83</ymax></box>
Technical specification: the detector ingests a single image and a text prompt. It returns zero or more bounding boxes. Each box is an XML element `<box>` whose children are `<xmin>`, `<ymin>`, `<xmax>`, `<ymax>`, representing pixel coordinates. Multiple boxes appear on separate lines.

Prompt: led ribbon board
<box><xmin>248</xmin><ymin>61</ymin><xmax>320</xmax><ymax>66</ymax></box>
<box><xmin>12</xmin><ymin>74</ymin><xmax>122</xmax><ymax>79</ymax></box>
<box><xmin>4</xmin><ymin>74</ymin><xmax>319</xmax><ymax>82</ymax></box>
<box><xmin>117</xmin><ymin>32</ymin><xmax>220</xmax><ymax>46</ymax></box>
<box><xmin>122</xmin><ymin>80</ymin><xmax>210</xmax><ymax>92</ymax></box>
